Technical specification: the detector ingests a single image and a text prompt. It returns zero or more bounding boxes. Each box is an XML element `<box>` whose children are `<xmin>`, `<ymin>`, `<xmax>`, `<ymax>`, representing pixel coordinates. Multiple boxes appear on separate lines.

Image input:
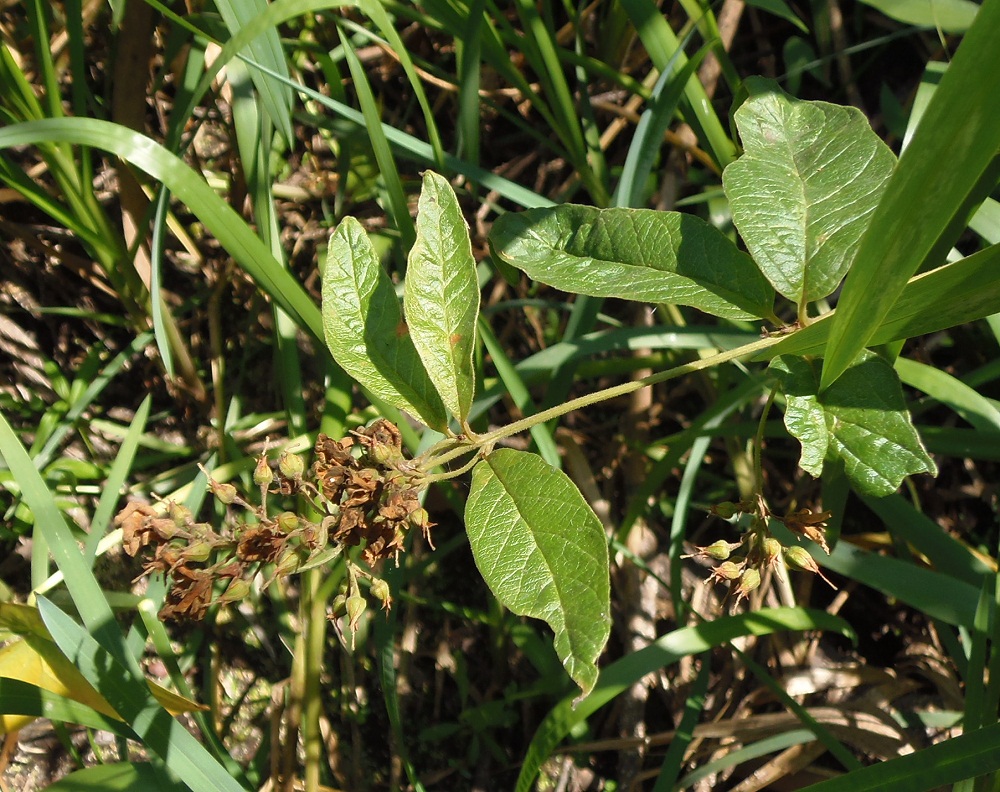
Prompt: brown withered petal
<box><xmin>236</xmin><ymin>524</ymin><xmax>287</xmax><ymax>564</ymax></box>
<box><xmin>334</xmin><ymin>507</ymin><xmax>367</xmax><ymax>545</ymax></box>
<box><xmin>160</xmin><ymin>565</ymin><xmax>214</xmax><ymax>621</ymax></box>
<box><xmin>116</xmin><ymin>502</ymin><xmax>158</xmax><ymax>556</ymax></box>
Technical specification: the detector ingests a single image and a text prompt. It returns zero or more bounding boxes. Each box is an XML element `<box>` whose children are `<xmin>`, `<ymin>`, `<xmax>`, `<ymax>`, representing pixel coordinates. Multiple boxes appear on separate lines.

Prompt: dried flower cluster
<box><xmin>685</xmin><ymin>501</ymin><xmax>836</xmax><ymax>608</ymax></box>
<box><xmin>117</xmin><ymin>419</ymin><xmax>432</xmax><ymax>623</ymax></box>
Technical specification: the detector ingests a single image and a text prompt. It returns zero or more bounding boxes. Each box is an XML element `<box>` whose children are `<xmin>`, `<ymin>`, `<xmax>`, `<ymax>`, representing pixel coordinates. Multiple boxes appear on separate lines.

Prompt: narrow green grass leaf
<box><xmin>761</xmin><ymin>243</ymin><xmax>1000</xmax><ymax>360</ymax></box>
<box><xmin>465</xmin><ymin>449</ymin><xmax>611</xmax><ymax>697</ymax></box>
<box><xmin>477</xmin><ymin>318</ymin><xmax>561</xmax><ymax>467</ymax></box>
<box><xmin>404</xmin><ymin>172</ymin><xmax>480</xmax><ymax>424</ymax></box>
<box><xmin>0</xmin><ymin>119</ymin><xmax>322</xmax><ymax>341</ymax></box>
<box><xmin>895</xmin><ymin>357</ymin><xmax>1000</xmax><ymax>432</ymax></box>
<box><xmin>773</xmin><ymin>351</ymin><xmax>936</xmax><ymax>496</ymax></box>
<box><xmin>860</xmin><ymin>493</ymin><xmax>994</xmax><ymax>584</ymax></box>
<box><xmin>38</xmin><ymin>598</ymin><xmax>247</xmax><ymax>792</ymax></box>
<box><xmin>619</xmin><ymin>0</ymin><xmax>737</xmax><ymax>167</ymax></box>
<box><xmin>338</xmin><ymin>24</ymin><xmax>415</xmax><ymax>252</ymax></box>
<box><xmin>322</xmin><ymin>218</ymin><xmax>447</xmax><ymax>431</ymax></box>
<box><xmin>724</xmin><ymin>81</ymin><xmax>895</xmax><ymax>310</ymax></box>
<box><xmin>490</xmin><ymin>205</ymin><xmax>775</xmax><ymax>320</ymax></box>
<box><xmin>0</xmin><ymin>678</ymin><xmax>131</xmax><ymax>736</ymax></box>
<box><xmin>819</xmin><ymin>0</ymin><xmax>1000</xmax><ymax>390</ymax></box>
<box><xmin>42</xmin><ymin>762</ymin><xmax>172</xmax><ymax>791</ymax></box>
<box><xmin>798</xmin><ymin>722</ymin><xmax>1000</xmax><ymax>792</ymax></box>
<box><xmin>616</xmin><ymin>41</ymin><xmax>709</xmax><ymax>208</ymax></box>
<box><xmin>514</xmin><ymin>608</ymin><xmax>853</xmax><ymax>792</ymax></box>
<box><xmin>745</xmin><ymin>0</ymin><xmax>809</xmax><ymax>31</ymax></box>
<box><xmin>215</xmin><ymin>0</ymin><xmax>294</xmax><ymax>143</ymax></box>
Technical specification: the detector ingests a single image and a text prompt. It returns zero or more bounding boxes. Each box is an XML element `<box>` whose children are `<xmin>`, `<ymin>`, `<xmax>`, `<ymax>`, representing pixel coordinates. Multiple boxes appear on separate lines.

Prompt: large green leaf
<box><xmin>404</xmin><ymin>172</ymin><xmax>480</xmax><ymax>424</ymax></box>
<box><xmin>723</xmin><ymin>81</ymin><xmax>895</xmax><ymax>310</ymax></box>
<box><xmin>772</xmin><ymin>351</ymin><xmax>936</xmax><ymax>496</ymax></box>
<box><xmin>465</xmin><ymin>449</ymin><xmax>610</xmax><ymax>697</ymax></box>
<box><xmin>858</xmin><ymin>0</ymin><xmax>978</xmax><ymax>32</ymax></box>
<box><xmin>322</xmin><ymin>218</ymin><xmax>448</xmax><ymax>431</ymax></box>
<box><xmin>489</xmin><ymin>205</ymin><xmax>775</xmax><ymax>320</ymax></box>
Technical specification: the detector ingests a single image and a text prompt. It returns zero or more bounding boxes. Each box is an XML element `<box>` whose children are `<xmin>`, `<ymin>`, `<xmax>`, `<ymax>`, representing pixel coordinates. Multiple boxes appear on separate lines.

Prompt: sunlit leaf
<box><xmin>322</xmin><ymin>218</ymin><xmax>448</xmax><ymax>431</ymax></box>
<box><xmin>724</xmin><ymin>80</ymin><xmax>895</xmax><ymax>310</ymax></box>
<box><xmin>489</xmin><ymin>205</ymin><xmax>775</xmax><ymax>320</ymax></box>
<box><xmin>404</xmin><ymin>172</ymin><xmax>480</xmax><ymax>424</ymax></box>
<box><xmin>772</xmin><ymin>351</ymin><xmax>937</xmax><ymax>496</ymax></box>
<box><xmin>465</xmin><ymin>449</ymin><xmax>610</xmax><ymax>697</ymax></box>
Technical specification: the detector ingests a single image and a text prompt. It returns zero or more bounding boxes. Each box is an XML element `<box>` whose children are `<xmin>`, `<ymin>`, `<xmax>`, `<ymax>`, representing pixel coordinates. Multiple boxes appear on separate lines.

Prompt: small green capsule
<box><xmin>331</xmin><ymin>594</ymin><xmax>347</xmax><ymax>617</ymax></box>
<box><xmin>211</xmin><ymin>481</ymin><xmax>238</xmax><ymax>505</ymax></box>
<box><xmin>183</xmin><ymin>540</ymin><xmax>214</xmax><ymax>563</ymax></box>
<box><xmin>254</xmin><ymin>455</ymin><xmax>274</xmax><ymax>487</ymax></box>
<box><xmin>219</xmin><ymin>577</ymin><xmax>251</xmax><ymax>604</ymax></box>
<box><xmin>783</xmin><ymin>545</ymin><xmax>815</xmax><ymax>571</ymax></box>
<box><xmin>168</xmin><ymin>501</ymin><xmax>193</xmax><ymax>526</ymax></box>
<box><xmin>704</xmin><ymin>540</ymin><xmax>735</xmax><ymax>560</ymax></box>
<box><xmin>716</xmin><ymin>561</ymin><xmax>743</xmax><ymax>580</ymax></box>
<box><xmin>370</xmin><ymin>579</ymin><xmax>392</xmax><ymax>610</ymax></box>
<box><xmin>274</xmin><ymin>548</ymin><xmax>304</xmax><ymax>577</ymax></box>
<box><xmin>346</xmin><ymin>594</ymin><xmax>367</xmax><ymax>630</ymax></box>
<box><xmin>276</xmin><ymin>511</ymin><xmax>299</xmax><ymax>533</ymax></box>
<box><xmin>763</xmin><ymin>537</ymin><xmax>783</xmax><ymax>564</ymax></box>
<box><xmin>278</xmin><ymin>451</ymin><xmax>305</xmax><ymax>480</ymax></box>
<box><xmin>712</xmin><ymin>502</ymin><xmax>738</xmax><ymax>520</ymax></box>
<box><xmin>734</xmin><ymin>568</ymin><xmax>761</xmax><ymax>602</ymax></box>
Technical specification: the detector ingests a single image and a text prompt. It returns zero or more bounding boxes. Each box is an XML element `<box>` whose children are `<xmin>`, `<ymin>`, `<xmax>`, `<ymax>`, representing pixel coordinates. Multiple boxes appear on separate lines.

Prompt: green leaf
<box><xmin>43</xmin><ymin>762</ymin><xmax>172</xmax><ymax>791</ymax></box>
<box><xmin>489</xmin><ymin>205</ymin><xmax>774</xmax><ymax>320</ymax></box>
<box><xmin>772</xmin><ymin>351</ymin><xmax>936</xmax><ymax>496</ymax></box>
<box><xmin>857</xmin><ymin>0</ymin><xmax>978</xmax><ymax>32</ymax></box>
<box><xmin>723</xmin><ymin>81</ymin><xmax>895</xmax><ymax>309</ymax></box>
<box><xmin>404</xmin><ymin>172</ymin><xmax>480</xmax><ymax>424</ymax></box>
<box><xmin>465</xmin><ymin>449</ymin><xmax>610</xmax><ymax>697</ymax></box>
<box><xmin>322</xmin><ymin>218</ymin><xmax>448</xmax><ymax>431</ymax></box>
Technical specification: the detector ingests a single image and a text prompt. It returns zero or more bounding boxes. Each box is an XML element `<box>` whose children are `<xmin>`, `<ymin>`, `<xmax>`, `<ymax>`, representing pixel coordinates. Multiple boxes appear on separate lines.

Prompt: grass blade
<box><xmin>819</xmin><ymin>0</ymin><xmax>1000</xmax><ymax>389</ymax></box>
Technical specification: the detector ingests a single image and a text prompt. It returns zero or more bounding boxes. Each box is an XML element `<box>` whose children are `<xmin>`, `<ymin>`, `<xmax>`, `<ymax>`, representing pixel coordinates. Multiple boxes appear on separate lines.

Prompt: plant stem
<box><xmin>421</xmin><ymin>334</ymin><xmax>782</xmax><ymax>472</ymax></box>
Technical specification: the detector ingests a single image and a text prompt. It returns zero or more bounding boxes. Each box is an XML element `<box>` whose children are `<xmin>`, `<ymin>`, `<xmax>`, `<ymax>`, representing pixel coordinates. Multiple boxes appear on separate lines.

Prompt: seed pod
<box><xmin>734</xmin><ymin>568</ymin><xmax>761</xmax><ymax>603</ymax></box>
<box><xmin>168</xmin><ymin>502</ymin><xmax>193</xmax><ymax>527</ymax></box>
<box><xmin>278</xmin><ymin>451</ymin><xmax>305</xmax><ymax>480</ymax></box>
<box><xmin>714</xmin><ymin>561</ymin><xmax>743</xmax><ymax>581</ymax></box>
<box><xmin>183</xmin><ymin>540</ymin><xmax>214</xmax><ymax>563</ymax></box>
<box><xmin>219</xmin><ymin>577</ymin><xmax>251</xmax><ymax>604</ymax></box>
<box><xmin>276</xmin><ymin>511</ymin><xmax>299</xmax><ymax>533</ymax></box>
<box><xmin>346</xmin><ymin>594</ymin><xmax>367</xmax><ymax>631</ymax></box>
<box><xmin>210</xmin><ymin>480</ymin><xmax>238</xmax><ymax>505</ymax></box>
<box><xmin>330</xmin><ymin>594</ymin><xmax>347</xmax><ymax>617</ymax></box>
<box><xmin>274</xmin><ymin>547</ymin><xmax>304</xmax><ymax>577</ymax></box>
<box><xmin>370</xmin><ymin>578</ymin><xmax>392</xmax><ymax>611</ymax></box>
<box><xmin>784</xmin><ymin>545</ymin><xmax>838</xmax><ymax>589</ymax></box>
<box><xmin>762</xmin><ymin>537</ymin><xmax>783</xmax><ymax>566</ymax></box>
<box><xmin>711</xmin><ymin>502</ymin><xmax>738</xmax><ymax>520</ymax></box>
<box><xmin>254</xmin><ymin>455</ymin><xmax>274</xmax><ymax>487</ymax></box>
<box><xmin>704</xmin><ymin>540</ymin><xmax>737</xmax><ymax>560</ymax></box>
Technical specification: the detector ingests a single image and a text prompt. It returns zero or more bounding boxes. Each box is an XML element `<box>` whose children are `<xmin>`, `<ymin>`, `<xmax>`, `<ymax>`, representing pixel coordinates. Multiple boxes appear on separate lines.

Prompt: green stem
<box><xmin>421</xmin><ymin>334</ymin><xmax>782</xmax><ymax>473</ymax></box>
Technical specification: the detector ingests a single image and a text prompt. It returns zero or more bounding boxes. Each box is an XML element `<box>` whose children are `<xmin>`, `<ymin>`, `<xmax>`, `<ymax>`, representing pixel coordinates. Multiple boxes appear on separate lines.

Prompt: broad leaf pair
<box><xmin>322</xmin><ymin>173</ymin><xmax>611</xmax><ymax>698</ymax></box>
<box><xmin>489</xmin><ymin>82</ymin><xmax>935</xmax><ymax>498</ymax></box>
